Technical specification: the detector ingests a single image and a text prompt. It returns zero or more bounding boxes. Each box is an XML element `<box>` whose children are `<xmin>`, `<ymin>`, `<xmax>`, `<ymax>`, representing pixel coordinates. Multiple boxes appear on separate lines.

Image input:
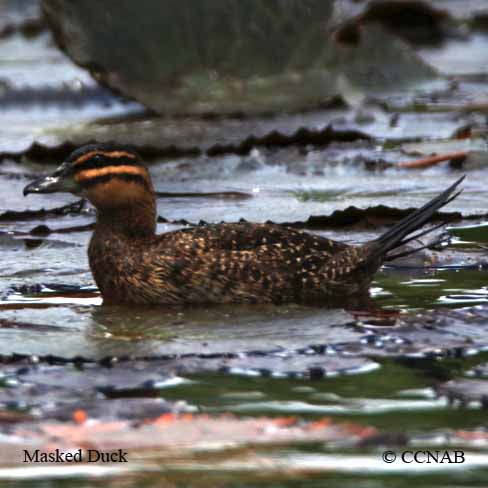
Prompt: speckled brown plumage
<box><xmin>88</xmin><ymin>222</ymin><xmax>373</xmax><ymax>305</ymax></box>
<box><xmin>23</xmin><ymin>144</ymin><xmax>464</xmax><ymax>306</ymax></box>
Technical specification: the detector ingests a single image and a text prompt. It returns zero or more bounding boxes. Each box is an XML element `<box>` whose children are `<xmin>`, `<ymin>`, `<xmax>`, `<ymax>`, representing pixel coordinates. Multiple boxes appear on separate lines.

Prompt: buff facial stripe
<box><xmin>74</xmin><ymin>155</ymin><xmax>143</xmax><ymax>173</ymax></box>
<box><xmin>75</xmin><ymin>165</ymin><xmax>147</xmax><ymax>182</ymax></box>
<box><xmin>72</xmin><ymin>150</ymin><xmax>137</xmax><ymax>167</ymax></box>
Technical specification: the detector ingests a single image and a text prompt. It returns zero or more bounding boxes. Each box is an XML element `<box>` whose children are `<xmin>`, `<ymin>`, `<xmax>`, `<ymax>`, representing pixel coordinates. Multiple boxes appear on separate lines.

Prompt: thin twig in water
<box><xmin>398</xmin><ymin>151</ymin><xmax>467</xmax><ymax>169</ymax></box>
<box><xmin>156</xmin><ymin>191</ymin><xmax>252</xmax><ymax>200</ymax></box>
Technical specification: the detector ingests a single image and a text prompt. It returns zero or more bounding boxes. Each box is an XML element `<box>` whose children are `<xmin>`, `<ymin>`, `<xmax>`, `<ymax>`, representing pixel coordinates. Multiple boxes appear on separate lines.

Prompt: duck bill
<box><xmin>23</xmin><ymin>162</ymin><xmax>80</xmax><ymax>196</ymax></box>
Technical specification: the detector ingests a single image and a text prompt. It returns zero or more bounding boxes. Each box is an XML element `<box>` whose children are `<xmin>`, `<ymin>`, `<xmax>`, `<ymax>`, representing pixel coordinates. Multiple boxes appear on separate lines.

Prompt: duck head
<box><xmin>24</xmin><ymin>144</ymin><xmax>157</xmax><ymax>236</ymax></box>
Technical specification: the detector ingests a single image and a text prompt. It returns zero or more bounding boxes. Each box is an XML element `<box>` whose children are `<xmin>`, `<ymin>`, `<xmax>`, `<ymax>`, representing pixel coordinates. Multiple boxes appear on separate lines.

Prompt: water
<box><xmin>2</xmin><ymin>156</ymin><xmax>488</xmax><ymax>488</ymax></box>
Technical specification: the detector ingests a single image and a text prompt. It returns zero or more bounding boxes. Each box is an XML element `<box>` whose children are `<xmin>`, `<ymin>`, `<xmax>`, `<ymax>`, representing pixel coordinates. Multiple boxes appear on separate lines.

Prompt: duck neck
<box><xmin>95</xmin><ymin>198</ymin><xmax>157</xmax><ymax>239</ymax></box>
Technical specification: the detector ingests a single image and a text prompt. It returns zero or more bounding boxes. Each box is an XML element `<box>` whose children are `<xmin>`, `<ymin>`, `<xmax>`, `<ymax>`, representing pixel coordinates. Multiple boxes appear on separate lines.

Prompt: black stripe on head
<box><xmin>80</xmin><ymin>173</ymin><xmax>150</xmax><ymax>190</ymax></box>
<box><xmin>73</xmin><ymin>154</ymin><xmax>144</xmax><ymax>173</ymax></box>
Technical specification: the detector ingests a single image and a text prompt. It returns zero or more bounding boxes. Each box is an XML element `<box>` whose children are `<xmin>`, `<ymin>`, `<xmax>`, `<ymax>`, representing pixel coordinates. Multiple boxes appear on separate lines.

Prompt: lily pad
<box><xmin>447</xmin><ymin>222</ymin><xmax>488</xmax><ymax>242</ymax></box>
<box><xmin>42</xmin><ymin>0</ymin><xmax>435</xmax><ymax>114</ymax></box>
<box><xmin>438</xmin><ymin>378</ymin><xmax>488</xmax><ymax>406</ymax></box>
